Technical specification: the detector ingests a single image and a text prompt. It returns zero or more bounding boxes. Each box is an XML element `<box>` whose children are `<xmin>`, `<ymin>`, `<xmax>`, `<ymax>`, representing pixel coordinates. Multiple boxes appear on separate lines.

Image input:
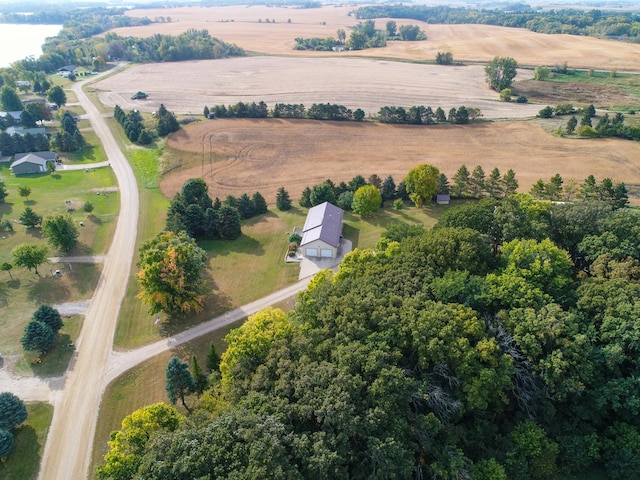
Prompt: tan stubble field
<box><xmin>94</xmin><ymin>4</ymin><xmax>640</xmax><ymax>202</ymax></box>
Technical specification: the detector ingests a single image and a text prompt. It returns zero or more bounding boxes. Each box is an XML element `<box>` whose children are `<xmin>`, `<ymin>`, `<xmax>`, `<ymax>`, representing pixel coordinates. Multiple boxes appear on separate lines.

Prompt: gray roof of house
<box><xmin>301</xmin><ymin>202</ymin><xmax>344</xmax><ymax>248</ymax></box>
<box><xmin>0</xmin><ymin>111</ymin><xmax>23</xmax><ymax>121</ymax></box>
<box><xmin>6</xmin><ymin>126</ymin><xmax>46</xmax><ymax>136</ymax></box>
<box><xmin>11</xmin><ymin>151</ymin><xmax>56</xmax><ymax>168</ymax></box>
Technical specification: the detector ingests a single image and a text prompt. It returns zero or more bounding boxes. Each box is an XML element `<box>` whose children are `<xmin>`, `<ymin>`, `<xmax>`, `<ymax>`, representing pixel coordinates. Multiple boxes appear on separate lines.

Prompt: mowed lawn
<box><xmin>0</xmin><ymin>165</ymin><xmax>118</xmax><ymax>355</ymax></box>
<box><xmin>0</xmin><ymin>402</ymin><xmax>54</xmax><ymax>480</ymax></box>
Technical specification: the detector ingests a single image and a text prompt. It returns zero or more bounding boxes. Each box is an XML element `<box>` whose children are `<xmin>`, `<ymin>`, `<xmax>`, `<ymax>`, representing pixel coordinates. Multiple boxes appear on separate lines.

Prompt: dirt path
<box><xmin>38</xmin><ymin>63</ymin><xmax>140</xmax><ymax>480</ymax></box>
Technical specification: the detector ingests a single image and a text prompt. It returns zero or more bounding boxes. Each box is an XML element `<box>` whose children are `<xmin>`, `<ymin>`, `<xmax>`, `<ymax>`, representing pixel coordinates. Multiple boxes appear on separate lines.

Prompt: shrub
<box><xmin>499</xmin><ymin>88</ymin><xmax>512</xmax><ymax>102</ymax></box>
<box><xmin>393</xmin><ymin>199</ymin><xmax>404</xmax><ymax>210</ymax></box>
<box><xmin>288</xmin><ymin>232</ymin><xmax>302</xmax><ymax>244</ymax></box>
<box><xmin>538</xmin><ymin>106</ymin><xmax>554</xmax><ymax>118</ymax></box>
<box><xmin>580</xmin><ymin>125</ymin><xmax>597</xmax><ymax>137</ymax></box>
<box><xmin>516</xmin><ymin>95</ymin><xmax>528</xmax><ymax>103</ymax></box>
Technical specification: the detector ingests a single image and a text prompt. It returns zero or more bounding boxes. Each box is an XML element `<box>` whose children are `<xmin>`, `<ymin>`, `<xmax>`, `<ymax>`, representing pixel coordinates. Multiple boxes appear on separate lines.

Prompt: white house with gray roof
<box><xmin>300</xmin><ymin>202</ymin><xmax>344</xmax><ymax>258</ymax></box>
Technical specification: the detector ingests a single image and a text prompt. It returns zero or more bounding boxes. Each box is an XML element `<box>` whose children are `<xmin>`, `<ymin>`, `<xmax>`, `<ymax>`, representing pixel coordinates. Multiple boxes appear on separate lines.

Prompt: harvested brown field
<box><xmin>160</xmin><ymin>118</ymin><xmax>640</xmax><ymax>204</ymax></box>
<box><xmin>116</xmin><ymin>5</ymin><xmax>640</xmax><ymax>71</ymax></box>
<box><xmin>93</xmin><ymin>58</ymin><xmax>539</xmax><ymax>119</ymax></box>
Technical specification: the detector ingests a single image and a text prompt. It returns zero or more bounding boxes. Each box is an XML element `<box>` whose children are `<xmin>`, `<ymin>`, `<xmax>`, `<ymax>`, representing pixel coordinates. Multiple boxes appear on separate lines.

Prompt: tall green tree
<box><xmin>404</xmin><ymin>163</ymin><xmax>439</xmax><ymax>207</ymax></box>
<box><xmin>206</xmin><ymin>342</ymin><xmax>221</xmax><ymax>372</ymax></box>
<box><xmin>19</xmin><ymin>207</ymin><xmax>42</xmax><ymax>228</ymax></box>
<box><xmin>41</xmin><ymin>215</ymin><xmax>79</xmax><ymax>252</ymax></box>
<box><xmin>190</xmin><ymin>355</ymin><xmax>207</xmax><ymax>394</ymax></box>
<box><xmin>452</xmin><ymin>164</ymin><xmax>471</xmax><ymax>197</ymax></box>
<box><xmin>275</xmin><ymin>186</ymin><xmax>292</xmax><ymax>211</ymax></box>
<box><xmin>0</xmin><ymin>86</ymin><xmax>23</xmax><ymax>111</ymax></box>
<box><xmin>96</xmin><ymin>403</ymin><xmax>183</xmax><ymax>480</ymax></box>
<box><xmin>217</xmin><ymin>204</ymin><xmax>242</xmax><ymax>240</ymax></box>
<box><xmin>485</xmin><ymin>56</ymin><xmax>518</xmax><ymax>91</ymax></box>
<box><xmin>32</xmin><ymin>305</ymin><xmax>63</xmax><ymax>333</ymax></box>
<box><xmin>0</xmin><ymin>392</ymin><xmax>28</xmax><ymax>431</ymax></box>
<box><xmin>47</xmin><ymin>85</ymin><xmax>66</xmax><ymax>108</ymax></box>
<box><xmin>251</xmin><ymin>191</ymin><xmax>268</xmax><ymax>215</ymax></box>
<box><xmin>136</xmin><ymin>231</ymin><xmax>208</xmax><ymax>315</ymax></box>
<box><xmin>309</xmin><ymin>182</ymin><xmax>336</xmax><ymax>206</ymax></box>
<box><xmin>352</xmin><ymin>184</ymin><xmax>382</xmax><ymax>217</ymax></box>
<box><xmin>165</xmin><ymin>356</ymin><xmax>196</xmax><ymax>412</ymax></box>
<box><xmin>21</xmin><ymin>320</ymin><xmax>56</xmax><ymax>353</ymax></box>
<box><xmin>12</xmin><ymin>243</ymin><xmax>48</xmax><ymax>275</ymax></box>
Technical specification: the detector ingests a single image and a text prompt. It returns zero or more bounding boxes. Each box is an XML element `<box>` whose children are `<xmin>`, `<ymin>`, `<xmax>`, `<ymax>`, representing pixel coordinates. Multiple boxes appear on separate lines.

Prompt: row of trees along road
<box><xmin>98</xmin><ymin>186</ymin><xmax>640</xmax><ymax>479</ymax></box>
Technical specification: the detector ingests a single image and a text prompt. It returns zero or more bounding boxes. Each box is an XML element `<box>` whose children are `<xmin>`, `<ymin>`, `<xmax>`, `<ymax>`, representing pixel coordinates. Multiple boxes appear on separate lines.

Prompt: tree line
<box><xmin>355</xmin><ymin>4</ymin><xmax>640</xmax><ymax>42</ymax></box>
<box><xmin>204</xmin><ymin>100</ymin><xmax>484</xmax><ymax>124</ymax></box>
<box><xmin>98</xmin><ymin>188</ymin><xmax>640</xmax><ymax>479</ymax></box>
<box><xmin>538</xmin><ymin>103</ymin><xmax>640</xmax><ymax>140</ymax></box>
<box><xmin>295</xmin><ymin>19</ymin><xmax>426</xmax><ymax>51</ymax></box>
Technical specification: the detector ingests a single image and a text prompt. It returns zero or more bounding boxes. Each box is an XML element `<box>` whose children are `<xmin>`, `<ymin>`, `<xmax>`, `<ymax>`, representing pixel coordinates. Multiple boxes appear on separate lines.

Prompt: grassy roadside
<box><xmin>90</xmin><ymin>319</ymin><xmax>241</xmax><ymax>478</ymax></box>
<box><xmin>0</xmin><ymin>402</ymin><xmax>54</xmax><ymax>480</ymax></box>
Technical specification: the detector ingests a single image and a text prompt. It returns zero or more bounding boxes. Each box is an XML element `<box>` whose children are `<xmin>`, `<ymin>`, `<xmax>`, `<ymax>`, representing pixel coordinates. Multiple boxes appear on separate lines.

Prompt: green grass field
<box><xmin>0</xmin><ymin>402</ymin><xmax>54</xmax><ymax>480</ymax></box>
<box><xmin>0</xmin><ymin>165</ymin><xmax>117</xmax><ymax>355</ymax></box>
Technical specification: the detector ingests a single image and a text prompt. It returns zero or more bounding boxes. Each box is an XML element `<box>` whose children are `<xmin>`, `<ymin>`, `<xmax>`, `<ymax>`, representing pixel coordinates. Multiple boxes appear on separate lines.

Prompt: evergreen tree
<box><xmin>0</xmin><ymin>392</ymin><xmax>28</xmax><ymax>430</ymax></box>
<box><xmin>276</xmin><ymin>187</ymin><xmax>292</xmax><ymax>211</ymax></box>
<box><xmin>452</xmin><ymin>165</ymin><xmax>471</xmax><ymax>197</ymax></box>
<box><xmin>502</xmin><ymin>169</ymin><xmax>519</xmax><ymax>197</ymax></box>
<box><xmin>206</xmin><ymin>342</ymin><xmax>221</xmax><ymax>372</ymax></box>
<box><xmin>251</xmin><ymin>192</ymin><xmax>268</xmax><ymax>215</ymax></box>
<box><xmin>217</xmin><ymin>204</ymin><xmax>242</xmax><ymax>240</ymax></box>
<box><xmin>0</xmin><ymin>429</ymin><xmax>12</xmax><ymax>459</ymax></box>
<box><xmin>32</xmin><ymin>305</ymin><xmax>63</xmax><ymax>334</ymax></box>
<box><xmin>236</xmin><ymin>193</ymin><xmax>255</xmax><ymax>219</ymax></box>
<box><xmin>21</xmin><ymin>320</ymin><xmax>56</xmax><ymax>353</ymax></box>
<box><xmin>165</xmin><ymin>356</ymin><xmax>196</xmax><ymax>412</ymax></box>
<box><xmin>436</xmin><ymin>173</ymin><xmax>450</xmax><ymax>194</ymax></box>
<box><xmin>190</xmin><ymin>355</ymin><xmax>207</xmax><ymax>394</ymax></box>
<box><xmin>299</xmin><ymin>186</ymin><xmax>312</xmax><ymax>208</ymax></box>
<box><xmin>20</xmin><ymin>207</ymin><xmax>42</xmax><ymax>228</ymax></box>
<box><xmin>381</xmin><ymin>175</ymin><xmax>397</xmax><ymax>202</ymax></box>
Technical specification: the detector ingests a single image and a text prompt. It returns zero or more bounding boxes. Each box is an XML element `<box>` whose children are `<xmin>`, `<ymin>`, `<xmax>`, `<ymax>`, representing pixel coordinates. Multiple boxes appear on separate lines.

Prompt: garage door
<box><xmin>320</xmin><ymin>249</ymin><xmax>333</xmax><ymax>258</ymax></box>
<box><xmin>305</xmin><ymin>248</ymin><xmax>318</xmax><ymax>257</ymax></box>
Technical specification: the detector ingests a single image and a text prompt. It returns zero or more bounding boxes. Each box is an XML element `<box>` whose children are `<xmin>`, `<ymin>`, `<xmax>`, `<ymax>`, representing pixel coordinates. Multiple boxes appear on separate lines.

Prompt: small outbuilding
<box><xmin>300</xmin><ymin>202</ymin><xmax>344</xmax><ymax>258</ymax></box>
<box><xmin>10</xmin><ymin>151</ymin><xmax>57</xmax><ymax>175</ymax></box>
<box><xmin>6</xmin><ymin>126</ymin><xmax>46</xmax><ymax>137</ymax></box>
<box><xmin>436</xmin><ymin>194</ymin><xmax>451</xmax><ymax>205</ymax></box>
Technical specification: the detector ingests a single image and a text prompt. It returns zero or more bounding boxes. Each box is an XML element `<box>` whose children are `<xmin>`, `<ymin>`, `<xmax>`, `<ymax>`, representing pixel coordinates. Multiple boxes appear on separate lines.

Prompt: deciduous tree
<box><xmin>12</xmin><ymin>243</ymin><xmax>48</xmax><ymax>275</ymax></box>
<box><xmin>485</xmin><ymin>56</ymin><xmax>518</xmax><ymax>91</ymax></box>
<box><xmin>352</xmin><ymin>184</ymin><xmax>381</xmax><ymax>217</ymax></box>
<box><xmin>18</xmin><ymin>186</ymin><xmax>31</xmax><ymax>201</ymax></box>
<box><xmin>96</xmin><ymin>403</ymin><xmax>183</xmax><ymax>480</ymax></box>
<box><xmin>41</xmin><ymin>215</ymin><xmax>79</xmax><ymax>252</ymax></box>
<box><xmin>47</xmin><ymin>85</ymin><xmax>66</xmax><ymax>108</ymax></box>
<box><xmin>136</xmin><ymin>231</ymin><xmax>208</xmax><ymax>315</ymax></box>
<box><xmin>404</xmin><ymin>163</ymin><xmax>439</xmax><ymax>207</ymax></box>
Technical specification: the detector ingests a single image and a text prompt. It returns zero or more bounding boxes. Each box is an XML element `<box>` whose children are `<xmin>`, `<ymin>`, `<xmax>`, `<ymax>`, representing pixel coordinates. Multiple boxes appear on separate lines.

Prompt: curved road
<box><xmin>39</xmin><ymin>64</ymin><xmax>140</xmax><ymax>480</ymax></box>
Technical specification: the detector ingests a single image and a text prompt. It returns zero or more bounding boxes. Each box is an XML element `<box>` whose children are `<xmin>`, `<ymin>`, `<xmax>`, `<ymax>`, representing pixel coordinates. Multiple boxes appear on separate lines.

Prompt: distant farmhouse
<box><xmin>0</xmin><ymin>111</ymin><xmax>23</xmax><ymax>121</ymax></box>
<box><xmin>300</xmin><ymin>201</ymin><xmax>344</xmax><ymax>258</ymax></box>
<box><xmin>57</xmin><ymin>65</ymin><xmax>77</xmax><ymax>77</ymax></box>
<box><xmin>10</xmin><ymin>151</ymin><xmax>57</xmax><ymax>175</ymax></box>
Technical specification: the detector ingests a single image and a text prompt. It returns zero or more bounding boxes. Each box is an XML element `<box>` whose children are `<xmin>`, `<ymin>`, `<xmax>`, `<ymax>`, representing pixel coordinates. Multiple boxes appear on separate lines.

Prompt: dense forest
<box><xmin>98</xmin><ymin>188</ymin><xmax>640</xmax><ymax>479</ymax></box>
<box><xmin>355</xmin><ymin>5</ymin><xmax>640</xmax><ymax>41</ymax></box>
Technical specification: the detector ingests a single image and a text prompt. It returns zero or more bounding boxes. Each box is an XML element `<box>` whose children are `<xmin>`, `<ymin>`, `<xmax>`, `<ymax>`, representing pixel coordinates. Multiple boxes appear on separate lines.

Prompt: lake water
<box><xmin>0</xmin><ymin>24</ymin><xmax>63</xmax><ymax>67</ymax></box>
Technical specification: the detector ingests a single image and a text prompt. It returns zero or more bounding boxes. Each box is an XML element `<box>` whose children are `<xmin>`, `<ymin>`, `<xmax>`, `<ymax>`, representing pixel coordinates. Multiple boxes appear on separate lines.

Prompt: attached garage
<box><xmin>300</xmin><ymin>202</ymin><xmax>344</xmax><ymax>259</ymax></box>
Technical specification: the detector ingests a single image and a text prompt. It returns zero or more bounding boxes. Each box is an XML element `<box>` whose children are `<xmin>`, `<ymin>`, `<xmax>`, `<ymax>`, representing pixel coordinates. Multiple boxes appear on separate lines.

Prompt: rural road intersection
<box><xmin>0</xmin><ymin>64</ymin><xmax>317</xmax><ymax>480</ymax></box>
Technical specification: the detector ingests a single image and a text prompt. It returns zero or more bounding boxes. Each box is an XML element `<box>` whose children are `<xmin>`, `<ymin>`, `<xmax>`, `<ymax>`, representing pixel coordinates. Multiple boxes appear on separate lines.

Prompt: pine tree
<box><xmin>190</xmin><ymin>355</ymin><xmax>208</xmax><ymax>394</ymax></box>
<box><xmin>206</xmin><ymin>342</ymin><xmax>221</xmax><ymax>372</ymax></box>
<box><xmin>299</xmin><ymin>186</ymin><xmax>312</xmax><ymax>208</ymax></box>
<box><xmin>165</xmin><ymin>356</ymin><xmax>196</xmax><ymax>412</ymax></box>
<box><xmin>251</xmin><ymin>192</ymin><xmax>268</xmax><ymax>215</ymax></box>
<box><xmin>276</xmin><ymin>187</ymin><xmax>292</xmax><ymax>211</ymax></box>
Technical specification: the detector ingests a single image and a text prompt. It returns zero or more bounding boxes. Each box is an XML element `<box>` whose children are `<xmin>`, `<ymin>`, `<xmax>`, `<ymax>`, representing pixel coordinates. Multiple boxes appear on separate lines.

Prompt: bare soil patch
<box><xmin>161</xmin><ymin>118</ymin><xmax>640</xmax><ymax>204</ymax></box>
<box><xmin>93</xmin><ymin>57</ymin><xmax>539</xmax><ymax>119</ymax></box>
<box><xmin>116</xmin><ymin>5</ymin><xmax>640</xmax><ymax>71</ymax></box>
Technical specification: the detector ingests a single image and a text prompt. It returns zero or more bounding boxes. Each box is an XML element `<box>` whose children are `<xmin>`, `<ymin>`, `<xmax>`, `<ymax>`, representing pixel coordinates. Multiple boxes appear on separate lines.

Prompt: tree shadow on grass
<box><xmin>88</xmin><ymin>213</ymin><xmax>102</xmax><ymax>225</ymax></box>
<box><xmin>26</xmin><ymin>333</ymin><xmax>74</xmax><ymax>377</ymax></box>
<box><xmin>1</xmin><ymin>425</ymin><xmax>41</xmax><ymax>480</ymax></box>
<box><xmin>67</xmin><ymin>263</ymin><xmax>99</xmax><ymax>297</ymax></box>
<box><xmin>342</xmin><ymin>224</ymin><xmax>360</xmax><ymax>248</ymax></box>
<box><xmin>200</xmin><ymin>234</ymin><xmax>264</xmax><ymax>257</ymax></box>
<box><xmin>158</xmin><ymin>275</ymin><xmax>232</xmax><ymax>339</ymax></box>
<box><xmin>27</xmin><ymin>275</ymin><xmax>71</xmax><ymax>305</ymax></box>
